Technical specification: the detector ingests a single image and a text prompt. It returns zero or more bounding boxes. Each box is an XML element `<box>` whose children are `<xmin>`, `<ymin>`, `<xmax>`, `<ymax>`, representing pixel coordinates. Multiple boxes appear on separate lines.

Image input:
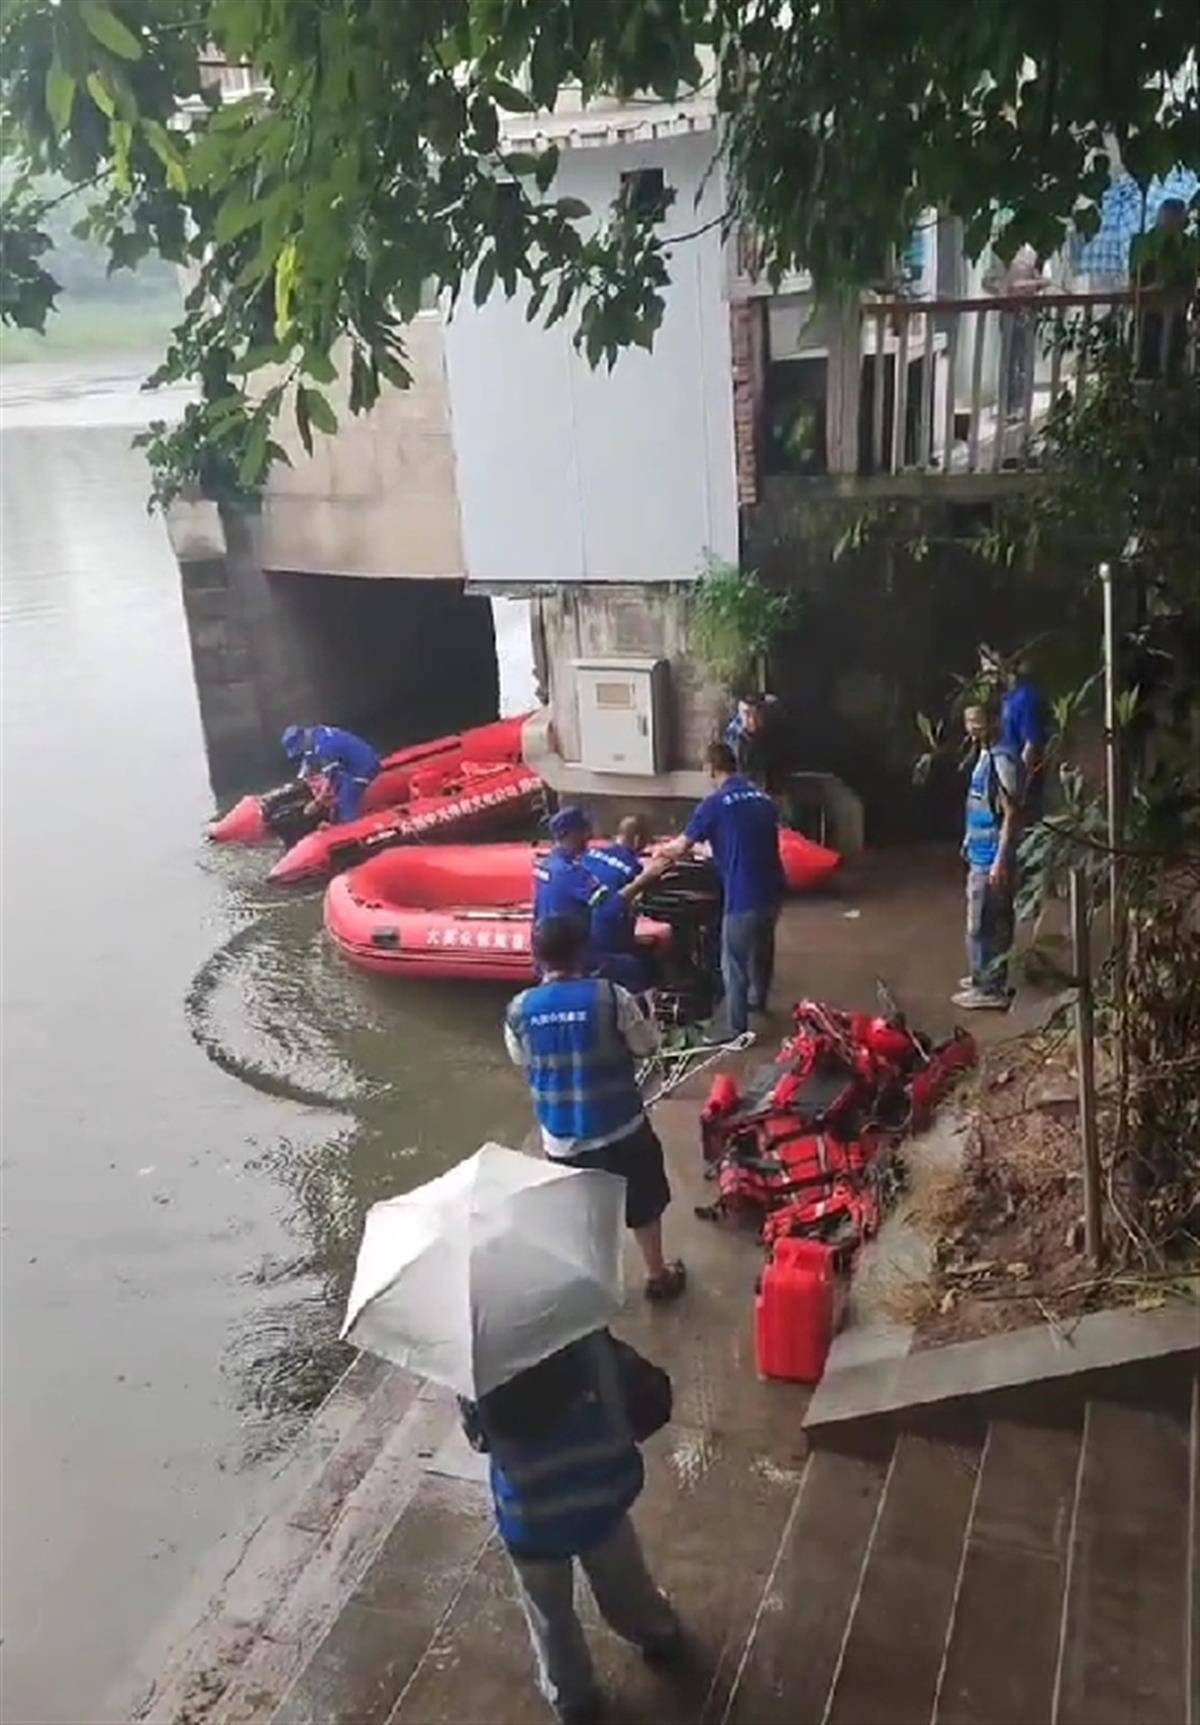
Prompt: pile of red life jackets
<box><xmin>698</xmin><ymin>999</ymin><xmax>976</xmax><ymax>1254</ymax></box>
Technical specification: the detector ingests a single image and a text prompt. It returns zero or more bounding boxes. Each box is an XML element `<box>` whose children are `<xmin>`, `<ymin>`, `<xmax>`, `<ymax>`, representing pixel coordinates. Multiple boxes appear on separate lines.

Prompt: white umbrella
<box><xmin>341</xmin><ymin>1142</ymin><xmax>625</xmax><ymax>1398</ymax></box>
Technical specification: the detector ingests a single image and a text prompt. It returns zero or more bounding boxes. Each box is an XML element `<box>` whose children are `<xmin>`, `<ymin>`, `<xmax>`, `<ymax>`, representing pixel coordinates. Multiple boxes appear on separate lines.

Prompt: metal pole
<box><xmin>1071</xmin><ymin>868</ymin><xmax>1104</xmax><ymax>1266</ymax></box>
<box><xmin>1099</xmin><ymin>561</ymin><xmax>1122</xmax><ymax>926</ymax></box>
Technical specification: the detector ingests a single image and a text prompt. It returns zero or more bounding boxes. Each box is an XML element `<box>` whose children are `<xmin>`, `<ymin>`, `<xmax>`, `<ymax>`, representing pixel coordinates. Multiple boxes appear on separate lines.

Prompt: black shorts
<box><xmin>562</xmin><ymin>1117</ymin><xmax>671</xmax><ymax>1230</ymax></box>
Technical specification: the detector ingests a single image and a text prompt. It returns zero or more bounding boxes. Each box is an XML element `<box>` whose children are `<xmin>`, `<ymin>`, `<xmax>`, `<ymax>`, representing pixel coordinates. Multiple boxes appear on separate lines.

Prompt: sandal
<box><xmin>645</xmin><ymin>1261</ymin><xmax>687</xmax><ymax>1302</ymax></box>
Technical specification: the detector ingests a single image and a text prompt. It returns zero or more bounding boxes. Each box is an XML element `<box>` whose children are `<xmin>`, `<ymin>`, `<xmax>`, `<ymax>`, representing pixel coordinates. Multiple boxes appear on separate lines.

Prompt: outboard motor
<box><xmin>639</xmin><ymin>855</ymin><xmax>722</xmax><ymax>1027</ymax></box>
<box><xmin>259</xmin><ymin>778</ymin><xmax>323</xmax><ymax>848</ymax></box>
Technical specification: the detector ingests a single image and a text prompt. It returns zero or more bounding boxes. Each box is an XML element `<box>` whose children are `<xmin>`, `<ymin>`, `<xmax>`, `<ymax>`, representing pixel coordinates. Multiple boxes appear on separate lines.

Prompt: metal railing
<box><xmin>845</xmin><ymin>290</ymin><xmax>1194</xmax><ymax>478</ymax></box>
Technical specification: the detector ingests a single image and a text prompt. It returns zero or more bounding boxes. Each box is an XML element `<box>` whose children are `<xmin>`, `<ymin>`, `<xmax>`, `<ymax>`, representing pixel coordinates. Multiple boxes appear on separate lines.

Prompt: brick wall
<box><xmin>730</xmin><ymin>301</ymin><xmax>765</xmax><ymax>510</ymax></box>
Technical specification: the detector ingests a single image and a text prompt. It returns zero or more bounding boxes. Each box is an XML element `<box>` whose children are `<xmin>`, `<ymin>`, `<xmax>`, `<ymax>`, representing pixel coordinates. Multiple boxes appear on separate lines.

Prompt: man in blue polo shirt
<box><xmin>1000</xmin><ymin>660</ymin><xmax>1048</xmax><ymax>822</ymax></box>
<box><xmin>637</xmin><ymin>742</ymin><xmax>784</xmax><ymax>1035</ymax></box>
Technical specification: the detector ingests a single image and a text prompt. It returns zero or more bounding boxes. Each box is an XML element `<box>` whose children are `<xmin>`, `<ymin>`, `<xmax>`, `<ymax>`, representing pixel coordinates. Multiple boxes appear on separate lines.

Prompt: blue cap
<box><xmin>281</xmin><ymin>724</ymin><xmax>306</xmax><ymax>760</ymax></box>
<box><xmin>550</xmin><ymin>805</ymin><xmax>590</xmax><ymax>840</ymax></box>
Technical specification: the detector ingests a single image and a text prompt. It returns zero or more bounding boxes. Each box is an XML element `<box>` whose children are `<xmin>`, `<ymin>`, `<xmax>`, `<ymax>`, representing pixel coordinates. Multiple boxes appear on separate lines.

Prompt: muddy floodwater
<box><xmin>0</xmin><ymin>368</ymin><xmax>533</xmax><ymax>1724</ymax></box>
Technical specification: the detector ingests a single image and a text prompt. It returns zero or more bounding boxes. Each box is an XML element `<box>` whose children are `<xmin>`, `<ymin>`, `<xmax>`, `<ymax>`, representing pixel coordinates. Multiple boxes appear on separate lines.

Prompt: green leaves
<box><xmin>80</xmin><ymin>2</ymin><xmax>143</xmax><ymax>62</ymax></box>
<box><xmin>142</xmin><ymin>120</ymin><xmax>187</xmax><ymax>193</ymax></box>
<box><xmin>488</xmin><ymin>79</ymin><xmax>536</xmax><ymax>114</ymax></box>
<box><xmin>297</xmin><ymin>384</ymin><xmax>337</xmax><ymax>443</ymax></box>
<box><xmin>473</xmin><ymin>250</ymin><xmax>496</xmax><ymax>306</ymax></box>
<box><xmin>45</xmin><ymin>60</ymin><xmax>76</xmax><ymax>135</ymax></box>
<box><xmin>691</xmin><ymin>559</ymin><xmax>796</xmax><ymax>688</ymax></box>
<box><xmin>214</xmin><ymin>191</ymin><xmax>265</xmax><ymax>245</ymax></box>
<box><xmin>469</xmin><ymin>95</ymin><xmax>499</xmax><ymax>153</ymax></box>
<box><xmin>85</xmin><ymin>70</ymin><xmax>116</xmax><ymax>119</ymax></box>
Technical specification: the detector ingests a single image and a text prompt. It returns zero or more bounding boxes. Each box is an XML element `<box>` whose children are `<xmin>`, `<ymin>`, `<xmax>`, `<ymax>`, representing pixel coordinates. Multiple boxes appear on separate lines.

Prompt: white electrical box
<box><xmin>572</xmin><ymin>657</ymin><xmax>670</xmax><ymax>775</ymax></box>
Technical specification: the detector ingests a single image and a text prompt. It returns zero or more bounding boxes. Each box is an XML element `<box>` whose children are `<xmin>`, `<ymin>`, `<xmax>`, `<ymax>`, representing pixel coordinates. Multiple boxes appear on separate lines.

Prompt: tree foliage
<box><xmin>978</xmin><ymin>338</ymin><xmax>1197</xmax><ymax>1259</ymax></box>
<box><xmin>690</xmin><ymin>556</ymin><xmax>794</xmax><ymax>690</ymax></box>
<box><xmin>1</xmin><ymin>0</ymin><xmax>1196</xmax><ymax>503</ymax></box>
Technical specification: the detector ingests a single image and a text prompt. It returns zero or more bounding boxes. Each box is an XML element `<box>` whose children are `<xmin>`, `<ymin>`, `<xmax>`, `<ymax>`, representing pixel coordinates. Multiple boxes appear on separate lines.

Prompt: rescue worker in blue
<box><xmin>1000</xmin><ymin>659</ymin><xmax>1049</xmax><ymax>822</ymax></box>
<box><xmin>953</xmin><ymin>701</ymin><xmax>1021</xmax><ymax>1011</ymax></box>
<box><xmin>534</xmin><ymin>807</ymin><xmax>655</xmax><ymax>989</ymax></box>
<box><xmin>583</xmin><ymin>814</ymin><xmax>653</xmax><ymax>994</ymax></box>
<box><xmin>505</xmin><ymin>914</ymin><xmax>686</xmax><ymax>1303</ymax></box>
<box><xmin>459</xmin><ymin>1327</ymin><xmax>681</xmax><ymax>1723</ymax></box>
<box><xmin>630</xmin><ymin>742</ymin><xmax>784</xmax><ymax>1037</ymax></box>
<box><xmin>281</xmin><ymin>724</ymin><xmax>380</xmax><ymax>825</ymax></box>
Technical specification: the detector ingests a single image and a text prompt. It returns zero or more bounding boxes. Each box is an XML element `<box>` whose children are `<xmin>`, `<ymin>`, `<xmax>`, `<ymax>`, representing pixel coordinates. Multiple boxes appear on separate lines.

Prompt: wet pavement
<box><xmin>139</xmin><ymin>857</ymin><xmax>1068</xmax><ymax>1725</ymax></box>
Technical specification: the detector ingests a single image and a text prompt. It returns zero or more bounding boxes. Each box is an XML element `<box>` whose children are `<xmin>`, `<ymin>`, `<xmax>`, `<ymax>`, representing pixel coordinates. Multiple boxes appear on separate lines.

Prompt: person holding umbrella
<box><xmin>505</xmin><ymin>915</ymin><xmax>686</xmax><ymax>1302</ymax></box>
<box><xmin>465</xmin><ymin>1330</ymin><xmax>681</xmax><ymax>1723</ymax></box>
<box><xmin>342</xmin><ymin>1143</ymin><xmax>681</xmax><ymax>1725</ymax></box>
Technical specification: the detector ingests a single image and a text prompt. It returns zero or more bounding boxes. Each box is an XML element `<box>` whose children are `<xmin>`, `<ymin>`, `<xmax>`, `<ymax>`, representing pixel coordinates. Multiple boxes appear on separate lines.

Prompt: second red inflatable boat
<box><xmin>325</xmin><ymin>829</ymin><xmax>840</xmax><ymax>982</ymax></box>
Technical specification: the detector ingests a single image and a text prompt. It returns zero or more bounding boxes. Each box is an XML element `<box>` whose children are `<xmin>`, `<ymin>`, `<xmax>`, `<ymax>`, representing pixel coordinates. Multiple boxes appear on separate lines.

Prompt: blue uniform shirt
<box><xmin>583</xmin><ymin>843</ymin><xmax>641</xmax><ymax>954</ymax></box>
<box><xmin>965</xmin><ymin>744</ymin><xmax>1021</xmax><ymax>870</ymax></box>
<box><xmin>685</xmin><ymin>774</ymin><xmax>784</xmax><ymax>915</ymax></box>
<box><xmin>1000</xmin><ymin>679</ymin><xmax>1047</xmax><ymax>759</ymax></box>
<box><xmin>304</xmin><ymin>725</ymin><xmax>381</xmax><ymax>783</ymax></box>
<box><xmin>533</xmin><ymin>846</ymin><xmax>608</xmax><ymax>936</ymax></box>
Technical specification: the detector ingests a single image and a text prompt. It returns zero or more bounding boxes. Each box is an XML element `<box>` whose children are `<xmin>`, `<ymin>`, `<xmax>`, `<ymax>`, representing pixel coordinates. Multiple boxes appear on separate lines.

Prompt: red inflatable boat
<box><xmin>269</xmin><ymin>759</ymin><xmax>544</xmax><ymax>884</ymax></box>
<box><xmin>326</xmin><ymin>829</ymin><xmax>840</xmax><ymax>982</ymax></box>
<box><xmin>325</xmin><ymin>843</ymin><xmax>672</xmax><ymax>981</ymax></box>
<box><xmin>209</xmin><ymin>714</ymin><xmax>530</xmax><ymax>845</ymax></box>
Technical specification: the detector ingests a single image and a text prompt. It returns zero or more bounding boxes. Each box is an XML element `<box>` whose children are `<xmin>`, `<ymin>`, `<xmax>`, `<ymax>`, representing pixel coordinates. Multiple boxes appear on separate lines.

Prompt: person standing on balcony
<box><xmin>983</xmin><ymin>243</ymin><xmax>1048</xmax><ymax>426</ymax></box>
<box><xmin>954</xmin><ymin>702</ymin><xmax>1021</xmax><ymax>1011</ymax></box>
<box><xmin>1132</xmin><ymin>198</ymin><xmax>1198</xmax><ymax>381</ymax></box>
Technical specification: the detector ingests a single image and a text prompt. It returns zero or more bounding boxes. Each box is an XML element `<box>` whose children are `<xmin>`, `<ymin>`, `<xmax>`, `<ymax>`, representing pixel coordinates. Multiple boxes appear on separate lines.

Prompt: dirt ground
<box><xmin>913</xmin><ymin>1027</ymin><xmax>1154</xmax><ymax>1346</ymax></box>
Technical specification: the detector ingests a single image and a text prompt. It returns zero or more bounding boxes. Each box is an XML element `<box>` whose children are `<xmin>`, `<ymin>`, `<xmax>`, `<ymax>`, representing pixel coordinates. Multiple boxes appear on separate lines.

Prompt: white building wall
<box><xmin>443</xmin><ymin>130</ymin><xmax>738</xmax><ymax>586</ymax></box>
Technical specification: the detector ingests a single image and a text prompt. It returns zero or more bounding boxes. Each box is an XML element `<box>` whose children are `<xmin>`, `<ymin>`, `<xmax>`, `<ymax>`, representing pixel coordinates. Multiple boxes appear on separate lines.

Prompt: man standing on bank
<box><xmin>504</xmin><ymin>915</ymin><xmax>686</xmax><ymax>1302</ymax></box>
<box><xmin>954</xmin><ymin>701</ymin><xmax>1021</xmax><ymax>1011</ymax></box>
<box><xmin>634</xmin><ymin>741</ymin><xmax>785</xmax><ymax>1037</ymax></box>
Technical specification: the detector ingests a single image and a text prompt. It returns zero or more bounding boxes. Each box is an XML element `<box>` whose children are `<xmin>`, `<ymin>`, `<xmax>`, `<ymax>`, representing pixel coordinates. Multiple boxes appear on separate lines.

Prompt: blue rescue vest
<box><xmin>504</xmin><ymin>976</ymin><xmax>643</xmax><ymax>1146</ymax></box>
<box><xmin>487</xmin><ymin>1334</ymin><xmax>644</xmax><ymax>1558</ymax></box>
<box><xmin>965</xmin><ymin>744</ymin><xmax>1019</xmax><ymax>869</ymax></box>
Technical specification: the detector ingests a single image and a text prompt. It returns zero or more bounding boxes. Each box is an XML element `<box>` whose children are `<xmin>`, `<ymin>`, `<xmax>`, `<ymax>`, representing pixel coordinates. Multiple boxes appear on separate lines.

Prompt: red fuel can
<box><xmin>755</xmin><ymin>1237</ymin><xmax>842</xmax><ymax>1383</ymax></box>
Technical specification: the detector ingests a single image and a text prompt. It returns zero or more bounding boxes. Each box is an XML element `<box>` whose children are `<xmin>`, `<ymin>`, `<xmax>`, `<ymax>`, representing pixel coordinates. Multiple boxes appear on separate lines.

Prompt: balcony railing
<box><xmin>835</xmin><ymin>290</ymin><xmax>1194</xmax><ymax>479</ymax></box>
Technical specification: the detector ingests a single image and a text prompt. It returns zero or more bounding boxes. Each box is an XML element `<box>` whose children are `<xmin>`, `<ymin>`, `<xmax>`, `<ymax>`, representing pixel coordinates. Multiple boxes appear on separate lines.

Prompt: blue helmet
<box><xmin>281</xmin><ymin>724</ymin><xmax>307</xmax><ymax>761</ymax></box>
<box><xmin>549</xmin><ymin>805</ymin><xmax>590</xmax><ymax>841</ymax></box>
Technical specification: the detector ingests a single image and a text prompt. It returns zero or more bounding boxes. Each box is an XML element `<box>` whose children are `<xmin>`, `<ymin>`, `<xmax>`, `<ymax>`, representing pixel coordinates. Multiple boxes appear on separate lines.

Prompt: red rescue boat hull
<box><xmin>326</xmin><ymin>844</ymin><xmax>543</xmax><ymax>981</ymax></box>
<box><xmin>209</xmin><ymin>713</ymin><xmax>529</xmax><ymax>844</ymax></box>
<box><xmin>326</xmin><ymin>828</ymin><xmax>840</xmax><ymax>982</ymax></box>
<box><xmin>270</xmin><ymin>761</ymin><xmax>544</xmax><ymax>884</ymax></box>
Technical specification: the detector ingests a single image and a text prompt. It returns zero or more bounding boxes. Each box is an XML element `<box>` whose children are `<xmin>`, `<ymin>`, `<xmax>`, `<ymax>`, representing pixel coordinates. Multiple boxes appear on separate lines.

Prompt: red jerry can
<box><xmin>755</xmin><ymin>1237</ymin><xmax>841</xmax><ymax>1384</ymax></box>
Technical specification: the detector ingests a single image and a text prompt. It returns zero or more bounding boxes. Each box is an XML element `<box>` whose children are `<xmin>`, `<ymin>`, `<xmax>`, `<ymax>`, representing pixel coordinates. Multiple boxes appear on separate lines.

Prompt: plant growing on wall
<box><xmin>690</xmin><ymin>557</ymin><xmax>795</xmax><ymax>692</ymax></box>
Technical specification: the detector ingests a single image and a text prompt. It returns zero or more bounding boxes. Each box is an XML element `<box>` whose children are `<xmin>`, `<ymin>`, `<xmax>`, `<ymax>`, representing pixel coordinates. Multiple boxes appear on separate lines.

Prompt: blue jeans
<box><xmin>721</xmin><ymin>907</ymin><xmax>778</xmax><ymax>1035</ymax></box>
<box><xmin>966</xmin><ymin>865</ymin><xmax>1014</xmax><ymax>996</ymax></box>
<box><xmin>330</xmin><ymin>771</ymin><xmax>372</xmax><ymax>823</ymax></box>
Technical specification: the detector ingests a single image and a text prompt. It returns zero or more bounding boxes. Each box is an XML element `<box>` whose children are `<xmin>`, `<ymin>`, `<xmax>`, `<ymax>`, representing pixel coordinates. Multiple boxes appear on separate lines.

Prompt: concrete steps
<box><xmin>725</xmin><ymin>1354</ymin><xmax>1198</xmax><ymax>1725</ymax></box>
<box><xmin>136</xmin><ymin>1359</ymin><xmax>466</xmax><ymax>1725</ymax></box>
